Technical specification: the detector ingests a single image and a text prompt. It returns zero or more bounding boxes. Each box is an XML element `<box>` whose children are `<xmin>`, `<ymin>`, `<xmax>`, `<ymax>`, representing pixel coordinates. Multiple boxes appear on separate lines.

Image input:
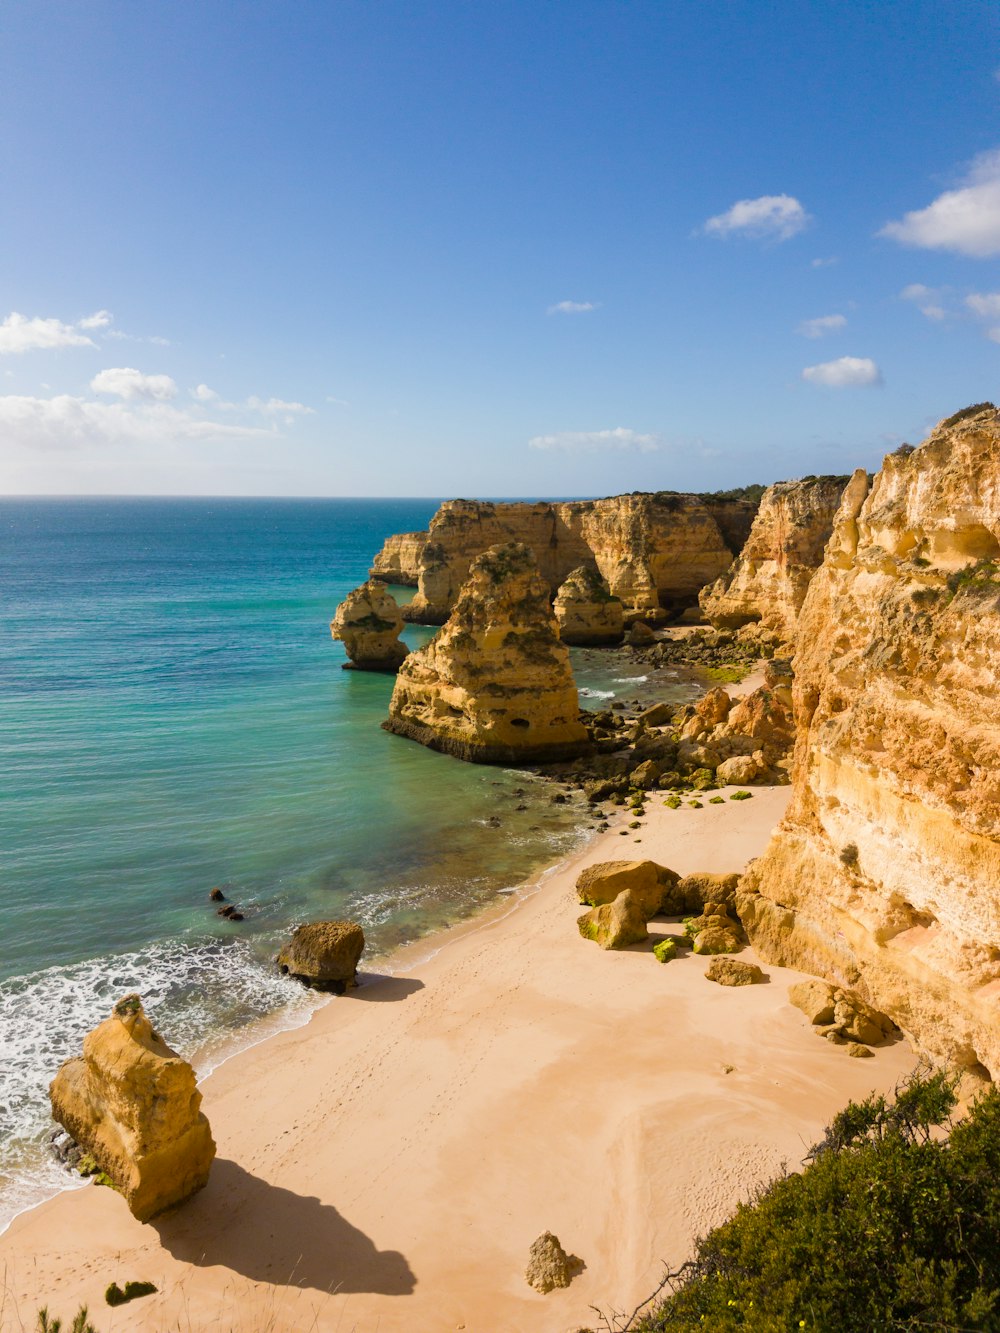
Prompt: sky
<box><xmin>2</xmin><ymin>0</ymin><xmax>1000</xmax><ymax>497</ymax></box>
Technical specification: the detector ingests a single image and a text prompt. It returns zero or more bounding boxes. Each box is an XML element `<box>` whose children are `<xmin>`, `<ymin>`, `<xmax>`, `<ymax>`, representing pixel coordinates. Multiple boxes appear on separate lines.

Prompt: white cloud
<box><xmin>811</xmin><ymin>256</ymin><xmax>838</xmax><ymax>268</ymax></box>
<box><xmin>802</xmin><ymin>356</ymin><xmax>882</xmax><ymax>388</ymax></box>
<box><xmin>326</xmin><ymin>395</ymin><xmax>350</xmax><ymax>407</ymax></box>
<box><xmin>91</xmin><ymin>367</ymin><xmax>178</xmax><ymax>401</ymax></box>
<box><xmin>899</xmin><ymin>283</ymin><xmax>948</xmax><ymax>320</ymax></box>
<box><xmin>880</xmin><ymin>149</ymin><xmax>1000</xmax><ymax>257</ymax></box>
<box><xmin>528</xmin><ymin>426</ymin><xmax>659</xmax><ymax>453</ymax></box>
<box><xmin>797</xmin><ymin>313</ymin><xmax>847</xmax><ymax>338</ymax></box>
<box><xmin>0</xmin><ymin>393</ymin><xmax>273</xmax><ymax>451</ymax></box>
<box><xmin>987</xmin><ymin>328</ymin><xmax>1000</xmax><ymax>344</ymax></box>
<box><xmin>192</xmin><ymin>383</ymin><xmax>219</xmax><ymax>402</ymax></box>
<box><xmin>78</xmin><ymin>310</ymin><xmax>114</xmax><ymax>330</ymax></box>
<box><xmin>246</xmin><ymin>395</ymin><xmax>314</xmax><ymax>417</ymax></box>
<box><xmin>0</xmin><ymin>312</ymin><xmax>97</xmax><ymax>355</ymax></box>
<box><xmin>703</xmin><ymin>194</ymin><xmax>810</xmax><ymax>241</ymax></box>
<box><xmin>546</xmin><ymin>300</ymin><xmax>599</xmax><ymax>314</ymax></box>
<box><xmin>966</xmin><ymin>291</ymin><xmax>1000</xmax><ymax>318</ymax></box>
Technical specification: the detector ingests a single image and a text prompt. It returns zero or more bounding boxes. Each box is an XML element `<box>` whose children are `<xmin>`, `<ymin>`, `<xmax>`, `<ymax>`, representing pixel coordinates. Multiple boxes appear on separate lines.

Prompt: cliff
<box><xmin>50</xmin><ymin>994</ymin><xmax>215</xmax><ymax>1221</ymax></box>
<box><xmin>737</xmin><ymin>405</ymin><xmax>1000</xmax><ymax>1077</ymax></box>
<box><xmin>699</xmin><ymin>476</ymin><xmax>850</xmax><ymax>643</ymax></box>
<box><xmin>390</xmin><ymin>493</ymin><xmax>757</xmax><ymax>625</ymax></box>
<box><xmin>553</xmin><ymin>566</ymin><xmax>625</xmax><ymax>645</ymax></box>
<box><xmin>384</xmin><ymin>541</ymin><xmax>590</xmax><ymax>764</ymax></box>
<box><xmin>330</xmin><ymin>580</ymin><xmax>408</xmax><ymax>672</ymax></box>
<box><xmin>369</xmin><ymin>530</ymin><xmax>427</xmax><ymax>586</ymax></box>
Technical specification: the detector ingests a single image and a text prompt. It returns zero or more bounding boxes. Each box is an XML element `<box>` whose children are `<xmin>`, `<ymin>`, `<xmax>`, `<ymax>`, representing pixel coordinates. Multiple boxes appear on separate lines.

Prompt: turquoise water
<box><xmin>0</xmin><ymin>497</ymin><xmax>697</xmax><ymax>1228</ymax></box>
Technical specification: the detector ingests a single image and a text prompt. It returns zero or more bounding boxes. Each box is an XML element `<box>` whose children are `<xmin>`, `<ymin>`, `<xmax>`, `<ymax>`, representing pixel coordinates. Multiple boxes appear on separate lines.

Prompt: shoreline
<box><xmin>0</xmin><ymin>771</ymin><xmax>918</xmax><ymax>1333</ymax></box>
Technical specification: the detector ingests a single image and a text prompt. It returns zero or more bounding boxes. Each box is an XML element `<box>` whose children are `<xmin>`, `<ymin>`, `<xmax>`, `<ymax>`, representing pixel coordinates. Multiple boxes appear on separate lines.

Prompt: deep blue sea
<box><xmin>0</xmin><ymin>497</ymin><xmax>697</xmax><ymax>1228</ymax></box>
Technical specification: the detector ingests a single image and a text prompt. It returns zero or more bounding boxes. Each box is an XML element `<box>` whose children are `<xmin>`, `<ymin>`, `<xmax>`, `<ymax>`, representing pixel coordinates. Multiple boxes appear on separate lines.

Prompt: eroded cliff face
<box><xmin>737</xmin><ymin>406</ymin><xmax>1000</xmax><ymax>1076</ymax></box>
<box><xmin>699</xmin><ymin>476</ymin><xmax>849</xmax><ymax>643</ymax></box>
<box><xmin>330</xmin><ymin>580</ymin><xmax>408</xmax><ymax>672</ymax></box>
<box><xmin>369</xmin><ymin>531</ymin><xmax>427</xmax><ymax>586</ymax></box>
<box><xmin>553</xmin><ymin>566</ymin><xmax>625</xmax><ymax>645</ymax></box>
<box><xmin>395</xmin><ymin>494</ymin><xmax>755</xmax><ymax>624</ymax></box>
<box><xmin>384</xmin><ymin>541</ymin><xmax>589</xmax><ymax>764</ymax></box>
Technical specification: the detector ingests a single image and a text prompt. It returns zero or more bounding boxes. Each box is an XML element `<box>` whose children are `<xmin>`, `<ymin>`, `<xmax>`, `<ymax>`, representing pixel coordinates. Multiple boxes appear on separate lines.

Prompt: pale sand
<box><xmin>0</xmin><ymin>784</ymin><xmax>917</xmax><ymax>1333</ymax></box>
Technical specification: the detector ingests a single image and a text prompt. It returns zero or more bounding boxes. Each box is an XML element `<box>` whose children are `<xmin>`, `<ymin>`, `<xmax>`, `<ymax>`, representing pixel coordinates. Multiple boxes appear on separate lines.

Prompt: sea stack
<box><xmin>49</xmin><ymin>994</ymin><xmax>216</xmax><ymax>1221</ymax></box>
<box><xmin>384</xmin><ymin>541</ymin><xmax>590</xmax><ymax>763</ymax></box>
<box><xmin>553</xmin><ymin>566</ymin><xmax>625</xmax><ymax>645</ymax></box>
<box><xmin>699</xmin><ymin>475</ymin><xmax>850</xmax><ymax>645</ymax></box>
<box><xmin>737</xmin><ymin>405</ymin><xmax>1000</xmax><ymax>1076</ymax></box>
<box><xmin>331</xmin><ymin>580</ymin><xmax>409</xmax><ymax>672</ymax></box>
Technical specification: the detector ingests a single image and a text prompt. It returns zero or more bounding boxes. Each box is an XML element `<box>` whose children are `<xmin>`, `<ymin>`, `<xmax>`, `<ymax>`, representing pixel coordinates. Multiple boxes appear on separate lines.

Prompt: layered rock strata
<box><xmin>384</xmin><ymin>542</ymin><xmax>590</xmax><ymax>764</ymax></box>
<box><xmin>387</xmin><ymin>493</ymin><xmax>757</xmax><ymax>625</ymax></box>
<box><xmin>700</xmin><ymin>476</ymin><xmax>850</xmax><ymax>643</ymax></box>
<box><xmin>369</xmin><ymin>530</ymin><xmax>427</xmax><ymax>586</ymax></box>
<box><xmin>49</xmin><ymin>995</ymin><xmax>215</xmax><ymax>1221</ymax></box>
<box><xmin>330</xmin><ymin>581</ymin><xmax>408</xmax><ymax>672</ymax></box>
<box><xmin>737</xmin><ymin>405</ymin><xmax>1000</xmax><ymax>1076</ymax></box>
<box><xmin>553</xmin><ymin>566</ymin><xmax>625</xmax><ymax>645</ymax></box>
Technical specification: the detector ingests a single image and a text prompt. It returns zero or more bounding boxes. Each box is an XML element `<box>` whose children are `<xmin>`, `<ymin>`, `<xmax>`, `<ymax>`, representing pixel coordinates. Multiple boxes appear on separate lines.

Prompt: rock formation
<box><xmin>384</xmin><ymin>542</ymin><xmax>590</xmax><ymax>764</ymax></box>
<box><xmin>277</xmin><ymin>920</ymin><xmax>366</xmax><ymax>991</ymax></box>
<box><xmin>553</xmin><ymin>566</ymin><xmax>625</xmax><ymax>645</ymax></box>
<box><xmin>578</xmin><ymin>889</ymin><xmax>651</xmax><ymax>949</ymax></box>
<box><xmin>49</xmin><ymin>994</ymin><xmax>215</xmax><ymax>1221</ymax></box>
<box><xmin>700</xmin><ymin>476</ymin><xmax>850</xmax><ymax>644</ymax></box>
<box><xmin>368</xmin><ymin>530</ymin><xmax>427</xmax><ymax>585</ymax></box>
<box><xmin>737</xmin><ymin>405</ymin><xmax>1000</xmax><ymax>1077</ymax></box>
<box><xmin>525</xmin><ymin>1232</ymin><xmax>580</xmax><ymax>1293</ymax></box>
<box><xmin>706</xmin><ymin>957</ymin><xmax>765</xmax><ymax>986</ymax></box>
<box><xmin>384</xmin><ymin>493</ymin><xmax>757</xmax><ymax>625</ymax></box>
<box><xmin>576</xmin><ymin>859</ymin><xmax>679</xmax><ymax>914</ymax></box>
<box><xmin>788</xmin><ymin>980</ymin><xmax>897</xmax><ymax>1047</ymax></box>
<box><xmin>330</xmin><ymin>581</ymin><xmax>408</xmax><ymax>672</ymax></box>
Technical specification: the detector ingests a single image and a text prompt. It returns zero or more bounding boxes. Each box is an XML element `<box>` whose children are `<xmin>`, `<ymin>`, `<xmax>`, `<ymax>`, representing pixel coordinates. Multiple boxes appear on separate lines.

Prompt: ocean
<box><xmin>0</xmin><ymin>497</ymin><xmax>698</xmax><ymax>1229</ymax></box>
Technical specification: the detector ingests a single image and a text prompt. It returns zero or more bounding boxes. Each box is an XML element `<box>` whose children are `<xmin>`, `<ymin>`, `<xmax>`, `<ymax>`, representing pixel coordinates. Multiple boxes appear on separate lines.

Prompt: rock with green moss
<box><xmin>577</xmin><ymin>889</ymin><xmax>650</xmax><ymax>949</ymax></box>
<box><xmin>653</xmin><ymin>938</ymin><xmax>678</xmax><ymax>963</ymax></box>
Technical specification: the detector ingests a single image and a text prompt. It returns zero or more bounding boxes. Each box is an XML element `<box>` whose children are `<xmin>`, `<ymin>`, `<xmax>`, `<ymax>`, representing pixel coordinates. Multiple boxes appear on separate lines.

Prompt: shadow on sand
<box><xmin>353</xmin><ymin>973</ymin><xmax>425</xmax><ymax>1002</ymax></box>
<box><xmin>155</xmin><ymin>1159</ymin><xmax>416</xmax><ymax>1296</ymax></box>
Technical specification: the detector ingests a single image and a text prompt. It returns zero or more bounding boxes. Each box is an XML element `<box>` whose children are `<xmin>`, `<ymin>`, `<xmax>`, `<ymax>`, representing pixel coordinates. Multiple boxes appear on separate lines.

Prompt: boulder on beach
<box><xmin>575</xmin><ymin>859</ymin><xmax>679</xmax><ymax>916</ymax></box>
<box><xmin>277</xmin><ymin>920</ymin><xmax>366</xmax><ymax>991</ymax></box>
<box><xmin>577</xmin><ymin>890</ymin><xmax>650</xmax><ymax>949</ymax></box>
<box><xmin>49</xmin><ymin>994</ymin><xmax>216</xmax><ymax>1222</ymax></box>
<box><xmin>789</xmin><ymin>980</ymin><xmax>897</xmax><ymax>1046</ymax></box>
<box><xmin>661</xmin><ymin>872</ymin><xmax>741</xmax><ymax>916</ymax></box>
<box><xmin>525</xmin><ymin>1231</ymin><xmax>580</xmax><ymax>1293</ymax></box>
<box><xmin>706</xmin><ymin>957</ymin><xmax>764</xmax><ymax>986</ymax></box>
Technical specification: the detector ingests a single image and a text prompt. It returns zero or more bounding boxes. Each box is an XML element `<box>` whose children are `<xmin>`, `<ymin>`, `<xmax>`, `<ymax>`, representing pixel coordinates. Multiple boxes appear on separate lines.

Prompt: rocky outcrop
<box><xmin>277</xmin><ymin>920</ymin><xmax>366</xmax><ymax>991</ymax></box>
<box><xmin>578</xmin><ymin>890</ymin><xmax>651</xmax><ymax>949</ymax></box>
<box><xmin>706</xmin><ymin>957</ymin><xmax>765</xmax><ymax>986</ymax></box>
<box><xmin>700</xmin><ymin>476</ymin><xmax>850</xmax><ymax>643</ymax></box>
<box><xmin>553</xmin><ymin>566</ymin><xmax>625</xmax><ymax>645</ymax></box>
<box><xmin>672</xmin><ymin>663</ymin><xmax>795</xmax><ymax>783</ymax></box>
<box><xmin>788</xmin><ymin>980</ymin><xmax>897</xmax><ymax>1047</ymax></box>
<box><xmin>384</xmin><ymin>542</ymin><xmax>590</xmax><ymax>764</ymax></box>
<box><xmin>576</xmin><ymin>859</ymin><xmax>679</xmax><ymax>914</ymax></box>
<box><xmin>737</xmin><ymin>405</ymin><xmax>1000</xmax><ymax>1077</ymax></box>
<box><xmin>49</xmin><ymin>995</ymin><xmax>215</xmax><ymax>1221</ymax></box>
<box><xmin>525</xmin><ymin>1232</ymin><xmax>580</xmax><ymax>1293</ymax></box>
<box><xmin>391</xmin><ymin>493</ymin><xmax>756</xmax><ymax>624</ymax></box>
<box><xmin>330</xmin><ymin>581</ymin><xmax>408</xmax><ymax>672</ymax></box>
<box><xmin>369</xmin><ymin>530</ymin><xmax>427</xmax><ymax>586</ymax></box>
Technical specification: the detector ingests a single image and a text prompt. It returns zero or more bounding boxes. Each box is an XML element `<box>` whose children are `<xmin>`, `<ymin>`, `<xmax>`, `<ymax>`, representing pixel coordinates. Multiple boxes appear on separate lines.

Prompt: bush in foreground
<box><xmin>635</xmin><ymin>1070</ymin><xmax>1000</xmax><ymax>1332</ymax></box>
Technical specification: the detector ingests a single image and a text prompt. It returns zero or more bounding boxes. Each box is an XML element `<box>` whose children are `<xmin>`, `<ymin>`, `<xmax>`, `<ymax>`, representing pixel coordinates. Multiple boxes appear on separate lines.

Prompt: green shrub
<box><xmin>105</xmin><ymin>1281</ymin><xmax>157</xmax><ymax>1307</ymax></box>
<box><xmin>634</xmin><ymin>1070</ymin><xmax>1000</xmax><ymax>1333</ymax></box>
<box><xmin>37</xmin><ymin>1309</ymin><xmax>98</xmax><ymax>1333</ymax></box>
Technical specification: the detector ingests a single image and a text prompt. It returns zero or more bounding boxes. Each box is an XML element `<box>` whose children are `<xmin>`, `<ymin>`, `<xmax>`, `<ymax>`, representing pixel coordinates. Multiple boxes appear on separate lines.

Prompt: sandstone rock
<box><xmin>693</xmin><ymin>926</ymin><xmax>743</xmax><ymax>955</ymax></box>
<box><xmin>696</xmin><ymin>686</ymin><xmax>732</xmax><ymax>727</ymax></box>
<box><xmin>716</xmin><ymin>753</ymin><xmax>764</xmax><ymax>785</ymax></box>
<box><xmin>848</xmin><ymin>1044</ymin><xmax>874</xmax><ymax>1058</ymax></box>
<box><xmin>661</xmin><ymin>872</ymin><xmax>741</xmax><ymax>915</ymax></box>
<box><xmin>578</xmin><ymin>889</ymin><xmax>650</xmax><ymax>949</ymax></box>
<box><xmin>553</xmin><ymin>566</ymin><xmax>625</xmax><ymax>645</ymax></box>
<box><xmin>393</xmin><ymin>493</ymin><xmax>752</xmax><ymax>624</ymax></box>
<box><xmin>576</xmin><ymin>859</ymin><xmax>679</xmax><ymax>915</ymax></box>
<box><xmin>628</xmin><ymin>620</ymin><xmax>657</xmax><ymax>646</ymax></box>
<box><xmin>330</xmin><ymin>581</ymin><xmax>408</xmax><ymax>672</ymax></box>
<box><xmin>49</xmin><ymin>995</ymin><xmax>215</xmax><ymax>1222</ymax></box>
<box><xmin>277</xmin><ymin>920</ymin><xmax>365</xmax><ymax>991</ymax></box>
<box><xmin>525</xmin><ymin>1231</ymin><xmax>580</xmax><ymax>1293</ymax></box>
<box><xmin>368</xmin><ymin>530</ymin><xmax>428</xmax><ymax>586</ymax></box>
<box><xmin>653</xmin><ymin>938</ymin><xmax>678</xmax><ymax>963</ymax></box>
<box><xmin>384</xmin><ymin>542</ymin><xmax>590</xmax><ymax>764</ymax></box>
<box><xmin>638</xmin><ymin>701</ymin><xmax>675</xmax><ymax>727</ymax></box>
<box><xmin>705</xmin><ymin>957</ymin><xmax>764</xmax><ymax>985</ymax></box>
<box><xmin>788</xmin><ymin>981</ymin><xmax>895</xmax><ymax>1046</ymax></box>
<box><xmin>738</xmin><ymin>405</ymin><xmax>1000</xmax><ymax>1075</ymax></box>
<box><xmin>630</xmin><ymin>759</ymin><xmax>662</xmax><ymax>790</ymax></box>
<box><xmin>699</xmin><ymin>475</ymin><xmax>850</xmax><ymax>644</ymax></box>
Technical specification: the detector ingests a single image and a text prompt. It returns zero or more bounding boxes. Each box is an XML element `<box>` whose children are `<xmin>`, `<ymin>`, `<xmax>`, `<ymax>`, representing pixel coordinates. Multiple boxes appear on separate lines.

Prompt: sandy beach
<box><xmin>0</xmin><ymin>769</ymin><xmax>918</xmax><ymax>1333</ymax></box>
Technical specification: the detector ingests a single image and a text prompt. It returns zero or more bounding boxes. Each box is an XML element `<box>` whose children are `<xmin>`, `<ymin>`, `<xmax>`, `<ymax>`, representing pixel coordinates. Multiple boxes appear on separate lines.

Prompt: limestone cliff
<box><xmin>553</xmin><ymin>566</ymin><xmax>625</xmax><ymax>645</ymax></box>
<box><xmin>331</xmin><ymin>580</ymin><xmax>408</xmax><ymax>672</ymax></box>
<box><xmin>699</xmin><ymin>476</ymin><xmax>849</xmax><ymax>643</ymax></box>
<box><xmin>737</xmin><ymin>405</ymin><xmax>1000</xmax><ymax>1077</ymax></box>
<box><xmin>384</xmin><ymin>541</ymin><xmax>590</xmax><ymax>763</ymax></box>
<box><xmin>392</xmin><ymin>493</ymin><xmax>756</xmax><ymax>624</ymax></box>
<box><xmin>369</xmin><ymin>530</ymin><xmax>427</xmax><ymax>586</ymax></box>
<box><xmin>50</xmin><ymin>994</ymin><xmax>215</xmax><ymax>1221</ymax></box>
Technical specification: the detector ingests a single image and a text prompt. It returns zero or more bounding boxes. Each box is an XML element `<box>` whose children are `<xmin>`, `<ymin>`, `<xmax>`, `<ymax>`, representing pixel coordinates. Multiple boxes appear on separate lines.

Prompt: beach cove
<box><xmin>0</xmin><ymin>773</ymin><xmax>917</xmax><ymax>1332</ymax></box>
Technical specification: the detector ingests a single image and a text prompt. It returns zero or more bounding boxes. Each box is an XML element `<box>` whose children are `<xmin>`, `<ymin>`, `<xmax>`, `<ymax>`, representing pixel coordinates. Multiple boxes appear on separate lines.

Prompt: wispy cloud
<box><xmin>0</xmin><ymin>312</ymin><xmax>96</xmax><ymax>355</ymax></box>
<box><xmin>797</xmin><ymin>313</ymin><xmax>847</xmax><ymax>338</ymax></box>
<box><xmin>702</xmin><ymin>194</ymin><xmax>810</xmax><ymax>242</ymax></box>
<box><xmin>0</xmin><ymin>393</ymin><xmax>273</xmax><ymax>451</ymax></box>
<box><xmin>78</xmin><ymin>309</ymin><xmax>114</xmax><ymax>330</ymax></box>
<box><xmin>965</xmin><ymin>290</ymin><xmax>1000</xmax><ymax>319</ymax></box>
<box><xmin>91</xmin><ymin>367</ymin><xmax>178</xmax><ymax>401</ymax></box>
<box><xmin>529</xmin><ymin>427</ymin><xmax>658</xmax><ymax>453</ymax></box>
<box><xmin>880</xmin><ymin>149</ymin><xmax>1000</xmax><ymax>257</ymax></box>
<box><xmin>246</xmin><ymin>395</ymin><xmax>313</xmax><ymax>417</ymax></box>
<box><xmin>810</xmin><ymin>256</ymin><xmax>838</xmax><ymax>268</ymax></box>
<box><xmin>802</xmin><ymin>356</ymin><xmax>882</xmax><ymax>388</ymax></box>
<box><xmin>899</xmin><ymin>283</ymin><xmax>947</xmax><ymax>320</ymax></box>
<box><xmin>546</xmin><ymin>300</ymin><xmax>599</xmax><ymax>315</ymax></box>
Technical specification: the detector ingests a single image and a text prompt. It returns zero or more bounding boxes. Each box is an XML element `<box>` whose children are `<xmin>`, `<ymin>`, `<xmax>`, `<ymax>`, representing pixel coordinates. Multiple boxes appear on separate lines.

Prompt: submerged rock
<box><xmin>553</xmin><ymin>566</ymin><xmax>625</xmax><ymax>645</ymax></box>
<box><xmin>49</xmin><ymin>994</ymin><xmax>216</xmax><ymax>1221</ymax></box>
<box><xmin>277</xmin><ymin>920</ymin><xmax>365</xmax><ymax>991</ymax></box>
<box><xmin>330</xmin><ymin>580</ymin><xmax>408</xmax><ymax>672</ymax></box>
<box><xmin>525</xmin><ymin>1231</ymin><xmax>581</xmax><ymax>1293</ymax></box>
<box><xmin>384</xmin><ymin>542</ymin><xmax>590</xmax><ymax>764</ymax></box>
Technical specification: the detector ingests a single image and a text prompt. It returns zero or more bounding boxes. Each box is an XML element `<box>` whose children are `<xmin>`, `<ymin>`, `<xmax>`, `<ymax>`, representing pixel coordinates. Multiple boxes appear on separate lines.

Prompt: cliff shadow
<box><xmin>154</xmin><ymin>1158</ymin><xmax>416</xmax><ymax>1296</ymax></box>
<box><xmin>353</xmin><ymin>972</ymin><xmax>425</xmax><ymax>1002</ymax></box>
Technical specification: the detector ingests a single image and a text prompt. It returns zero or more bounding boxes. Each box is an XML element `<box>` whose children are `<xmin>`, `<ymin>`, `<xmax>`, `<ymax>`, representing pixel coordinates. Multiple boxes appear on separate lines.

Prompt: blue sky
<box><xmin>2</xmin><ymin>0</ymin><xmax>1000</xmax><ymax>496</ymax></box>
